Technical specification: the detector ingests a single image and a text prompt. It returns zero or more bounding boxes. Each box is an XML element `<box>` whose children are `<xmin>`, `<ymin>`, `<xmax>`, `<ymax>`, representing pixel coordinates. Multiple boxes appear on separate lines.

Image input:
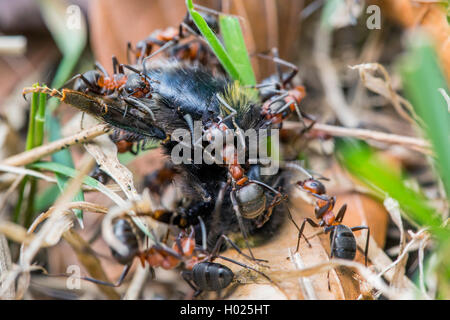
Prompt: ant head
<box><xmin>124</xmin><ymin>74</ymin><xmax>151</xmax><ymax>96</ymax></box>
<box><xmin>297</xmin><ymin>178</ymin><xmax>326</xmax><ymax>195</ymax></box>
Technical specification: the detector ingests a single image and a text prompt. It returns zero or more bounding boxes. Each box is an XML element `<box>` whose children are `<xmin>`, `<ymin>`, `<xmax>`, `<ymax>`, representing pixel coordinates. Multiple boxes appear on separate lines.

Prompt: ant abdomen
<box><xmin>235</xmin><ymin>183</ymin><xmax>266</xmax><ymax>219</ymax></box>
<box><xmin>191</xmin><ymin>262</ymin><xmax>234</xmax><ymax>292</ymax></box>
<box><xmin>329</xmin><ymin>224</ymin><xmax>357</xmax><ymax>261</ymax></box>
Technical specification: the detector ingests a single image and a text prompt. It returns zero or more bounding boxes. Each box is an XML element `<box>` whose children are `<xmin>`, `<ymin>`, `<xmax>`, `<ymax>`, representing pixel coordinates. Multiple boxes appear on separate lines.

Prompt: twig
<box><xmin>0</xmin><ymin>124</ymin><xmax>111</xmax><ymax>167</ymax></box>
<box><xmin>283</xmin><ymin>120</ymin><xmax>431</xmax><ymax>154</ymax></box>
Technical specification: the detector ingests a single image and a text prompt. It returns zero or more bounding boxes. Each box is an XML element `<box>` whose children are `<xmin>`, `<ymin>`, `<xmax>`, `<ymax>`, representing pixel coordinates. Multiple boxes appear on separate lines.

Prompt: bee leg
<box><xmin>230</xmin><ymin>189</ymin><xmax>258</xmax><ymax>263</ymax></box>
<box><xmin>216</xmin><ymin>94</ymin><xmax>246</xmax><ymax>152</ymax></box>
<box><xmin>123</xmin><ymin>96</ymin><xmax>156</xmax><ymax>121</ymax></box>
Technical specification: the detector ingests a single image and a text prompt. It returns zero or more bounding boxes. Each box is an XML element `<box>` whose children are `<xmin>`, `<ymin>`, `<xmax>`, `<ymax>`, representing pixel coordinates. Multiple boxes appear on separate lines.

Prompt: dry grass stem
<box><xmin>0</xmin><ymin>154</ymin><xmax>94</xmax><ymax>298</ymax></box>
<box><xmin>383</xmin><ymin>198</ymin><xmax>408</xmax><ymax>290</ymax></box>
<box><xmin>350</xmin><ymin>63</ymin><xmax>421</xmax><ymax>125</ymax></box>
<box><xmin>84</xmin><ymin>134</ymin><xmax>139</xmax><ymax>200</ymax></box>
<box><xmin>283</xmin><ymin>121</ymin><xmax>431</xmax><ymax>154</ymax></box>
<box><xmin>0</xmin><ymin>124</ymin><xmax>110</xmax><ymax>167</ymax></box>
<box><xmin>62</xmin><ymin>228</ymin><xmax>120</xmax><ymax>299</ymax></box>
<box><xmin>0</xmin><ymin>234</ymin><xmax>14</xmax><ymax>299</ymax></box>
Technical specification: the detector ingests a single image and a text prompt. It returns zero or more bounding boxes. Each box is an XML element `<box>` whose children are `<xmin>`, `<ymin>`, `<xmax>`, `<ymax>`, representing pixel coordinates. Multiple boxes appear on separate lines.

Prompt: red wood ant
<box><xmin>253</xmin><ymin>48</ymin><xmax>314</xmax><ymax>130</ymax></box>
<box><xmin>66</xmin><ymin>57</ymin><xmax>157</xmax><ymax>119</ymax></box>
<box><xmin>47</xmin><ymin>216</ymin><xmax>273</xmax><ymax>298</ymax></box>
<box><xmin>293</xmin><ymin>173</ymin><xmax>370</xmax><ymax>266</ymax></box>
<box><xmin>202</xmin><ymin>101</ymin><xmax>298</xmax><ymax>262</ymax></box>
<box><xmin>127</xmin><ymin>8</ymin><xmax>220</xmax><ymax>66</ymax></box>
<box><xmin>109</xmin><ymin>129</ymin><xmax>154</xmax><ymax>155</ymax></box>
<box><xmin>285</xmin><ymin>163</ymin><xmax>371</xmax><ymax>289</ymax></box>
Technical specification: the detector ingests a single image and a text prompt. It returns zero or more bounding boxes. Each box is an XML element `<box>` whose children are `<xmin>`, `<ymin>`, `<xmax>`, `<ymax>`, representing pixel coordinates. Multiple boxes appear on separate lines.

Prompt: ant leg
<box><xmin>296</xmin><ymin>218</ymin><xmax>319</xmax><ymax>251</ymax></box>
<box><xmin>351</xmin><ymin>226</ymin><xmax>370</xmax><ymax>266</ymax></box>
<box><xmin>80</xmin><ymin>111</ymin><xmax>85</xmax><ymax>130</ymax></box>
<box><xmin>142</xmin><ymin>39</ymin><xmax>177</xmax><ymax>66</ymax></box>
<box><xmin>123</xmin><ymin>96</ymin><xmax>156</xmax><ymax>121</ymax></box>
<box><xmin>217</xmin><ymin>255</ymin><xmax>275</xmax><ymax>286</ymax></box>
<box><xmin>129</xmin><ymin>143</ymin><xmax>139</xmax><ymax>156</ymax></box>
<box><xmin>230</xmin><ymin>189</ymin><xmax>258</xmax><ymax>262</ymax></box>
<box><xmin>126</xmin><ymin>42</ymin><xmax>134</xmax><ymax>64</ymax></box>
<box><xmin>210</xmin><ymin>234</ymin><xmax>268</xmax><ymax>264</ymax></box>
<box><xmin>64</xmin><ymin>74</ymin><xmax>99</xmax><ymax>92</ymax></box>
<box><xmin>328</xmin><ymin>225</ymin><xmax>339</xmax><ymax>291</ymax></box>
<box><xmin>47</xmin><ymin>264</ymin><xmax>132</xmax><ymax>287</ymax></box>
<box><xmin>94</xmin><ymin>62</ymin><xmax>109</xmax><ymax>78</ymax></box>
<box><xmin>257</xmin><ymin>51</ymin><xmax>299</xmax><ymax>88</ymax></box>
<box><xmin>181</xmin><ymin>270</ymin><xmax>202</xmax><ymax>297</ymax></box>
<box><xmin>335</xmin><ymin>203</ymin><xmax>347</xmax><ymax>223</ymax></box>
<box><xmin>271</xmin><ymin>48</ymin><xmax>284</xmax><ymax>87</ymax></box>
<box><xmin>112</xmin><ymin>55</ymin><xmax>118</xmax><ymax>75</ymax></box>
<box><xmin>274</xmin><ymin>99</ymin><xmax>306</xmax><ymax>126</ymax></box>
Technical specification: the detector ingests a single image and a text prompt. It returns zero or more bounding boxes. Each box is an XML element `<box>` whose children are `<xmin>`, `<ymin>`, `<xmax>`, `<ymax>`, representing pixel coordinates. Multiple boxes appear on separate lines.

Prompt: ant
<box><xmin>292</xmin><ymin>169</ymin><xmax>370</xmax><ymax>267</ymax></box>
<box><xmin>252</xmin><ymin>48</ymin><xmax>314</xmax><ymax>130</ymax></box>
<box><xmin>109</xmin><ymin>129</ymin><xmax>154</xmax><ymax>155</ymax></box>
<box><xmin>66</xmin><ymin>56</ymin><xmax>157</xmax><ymax>119</ymax></box>
<box><xmin>201</xmin><ymin>104</ymin><xmax>298</xmax><ymax>262</ymax></box>
<box><xmin>127</xmin><ymin>8</ymin><xmax>220</xmax><ymax>66</ymax></box>
<box><xmin>285</xmin><ymin>163</ymin><xmax>370</xmax><ymax>289</ymax></box>
<box><xmin>142</xmin><ymin>162</ymin><xmax>178</xmax><ymax>194</ymax></box>
<box><xmin>48</xmin><ymin>216</ymin><xmax>273</xmax><ymax>298</ymax></box>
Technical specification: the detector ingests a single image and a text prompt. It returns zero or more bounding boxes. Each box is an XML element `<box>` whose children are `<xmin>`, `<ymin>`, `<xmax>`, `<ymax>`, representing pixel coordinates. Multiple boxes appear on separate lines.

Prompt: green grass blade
<box><xmin>336</xmin><ymin>138</ymin><xmax>449</xmax><ymax>240</ymax></box>
<box><xmin>34</xmin><ymin>88</ymin><xmax>47</xmax><ymax>147</ymax></box>
<box><xmin>186</xmin><ymin>0</ymin><xmax>241</xmax><ymax>82</ymax></box>
<box><xmin>47</xmin><ymin>118</ymin><xmax>85</xmax><ymax>226</ymax></box>
<box><xmin>25</xmin><ymin>83</ymin><xmax>39</xmax><ymax>150</ymax></box>
<box><xmin>30</xmin><ymin>162</ymin><xmax>154</xmax><ymax>240</ymax></box>
<box><xmin>398</xmin><ymin>33</ymin><xmax>450</xmax><ymax>198</ymax></box>
<box><xmin>35</xmin><ymin>184</ymin><xmax>60</xmax><ymax>212</ymax></box>
<box><xmin>38</xmin><ymin>0</ymin><xmax>88</xmax><ymax>226</ymax></box>
<box><xmin>219</xmin><ymin>16</ymin><xmax>256</xmax><ymax>85</ymax></box>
